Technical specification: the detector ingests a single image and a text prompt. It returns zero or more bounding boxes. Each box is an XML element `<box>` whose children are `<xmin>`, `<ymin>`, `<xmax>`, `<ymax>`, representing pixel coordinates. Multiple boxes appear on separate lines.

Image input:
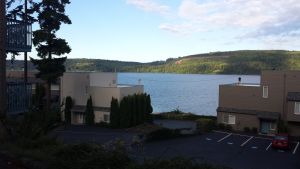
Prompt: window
<box><xmin>262</xmin><ymin>86</ymin><xmax>268</xmax><ymax>98</ymax></box>
<box><xmin>104</xmin><ymin>114</ymin><xmax>109</xmax><ymax>122</ymax></box>
<box><xmin>295</xmin><ymin>102</ymin><xmax>300</xmax><ymax>115</ymax></box>
<box><xmin>223</xmin><ymin>114</ymin><xmax>236</xmax><ymax>124</ymax></box>
<box><xmin>270</xmin><ymin>122</ymin><xmax>276</xmax><ymax>130</ymax></box>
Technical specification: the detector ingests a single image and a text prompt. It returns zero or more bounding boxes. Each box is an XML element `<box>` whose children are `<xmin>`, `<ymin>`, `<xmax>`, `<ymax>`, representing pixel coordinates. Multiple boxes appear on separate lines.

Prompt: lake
<box><xmin>118</xmin><ymin>73</ymin><xmax>260</xmax><ymax>116</ymax></box>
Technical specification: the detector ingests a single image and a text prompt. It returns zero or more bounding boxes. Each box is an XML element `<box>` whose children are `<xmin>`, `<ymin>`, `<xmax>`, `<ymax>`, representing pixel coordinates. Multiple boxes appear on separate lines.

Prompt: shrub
<box><xmin>135</xmin><ymin>157</ymin><xmax>232</xmax><ymax>169</ymax></box>
<box><xmin>146</xmin><ymin>128</ymin><xmax>181</xmax><ymax>142</ymax></box>
<box><xmin>85</xmin><ymin>96</ymin><xmax>95</xmax><ymax>125</ymax></box>
<box><xmin>251</xmin><ymin>127</ymin><xmax>258</xmax><ymax>134</ymax></box>
<box><xmin>50</xmin><ymin>143</ymin><xmax>131</xmax><ymax>169</ymax></box>
<box><xmin>65</xmin><ymin>96</ymin><xmax>73</xmax><ymax>124</ymax></box>
<box><xmin>196</xmin><ymin>118</ymin><xmax>216</xmax><ymax>133</ymax></box>
<box><xmin>218</xmin><ymin>123</ymin><xmax>225</xmax><ymax>130</ymax></box>
<box><xmin>244</xmin><ymin>127</ymin><xmax>250</xmax><ymax>133</ymax></box>
<box><xmin>225</xmin><ymin>125</ymin><xmax>233</xmax><ymax>131</ymax></box>
<box><xmin>278</xmin><ymin>119</ymin><xmax>288</xmax><ymax>133</ymax></box>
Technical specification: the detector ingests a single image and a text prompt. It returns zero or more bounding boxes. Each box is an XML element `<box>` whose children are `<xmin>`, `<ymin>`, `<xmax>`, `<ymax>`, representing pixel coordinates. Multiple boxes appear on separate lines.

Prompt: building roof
<box><xmin>217</xmin><ymin>107</ymin><xmax>280</xmax><ymax>120</ymax></box>
<box><xmin>71</xmin><ymin>105</ymin><xmax>110</xmax><ymax>114</ymax></box>
<box><xmin>287</xmin><ymin>92</ymin><xmax>300</xmax><ymax>102</ymax></box>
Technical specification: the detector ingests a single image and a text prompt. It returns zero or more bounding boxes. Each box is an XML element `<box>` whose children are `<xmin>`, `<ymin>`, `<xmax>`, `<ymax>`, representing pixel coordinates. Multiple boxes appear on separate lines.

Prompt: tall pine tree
<box><xmin>110</xmin><ymin>97</ymin><xmax>119</xmax><ymax>128</ymax></box>
<box><xmin>85</xmin><ymin>96</ymin><xmax>94</xmax><ymax>125</ymax></box>
<box><xmin>31</xmin><ymin>0</ymin><xmax>71</xmax><ymax>112</ymax></box>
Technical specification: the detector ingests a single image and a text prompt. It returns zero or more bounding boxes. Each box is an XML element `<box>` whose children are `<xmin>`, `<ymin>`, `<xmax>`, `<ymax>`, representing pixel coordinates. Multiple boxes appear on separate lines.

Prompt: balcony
<box><xmin>7</xmin><ymin>82</ymin><xmax>32</xmax><ymax>115</ymax></box>
<box><xmin>6</xmin><ymin>19</ymin><xmax>32</xmax><ymax>52</ymax></box>
<box><xmin>222</xmin><ymin>83</ymin><xmax>261</xmax><ymax>87</ymax></box>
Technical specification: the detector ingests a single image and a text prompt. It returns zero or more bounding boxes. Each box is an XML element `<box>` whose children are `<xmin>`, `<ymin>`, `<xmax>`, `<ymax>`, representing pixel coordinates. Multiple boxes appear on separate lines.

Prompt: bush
<box><xmin>251</xmin><ymin>127</ymin><xmax>258</xmax><ymax>134</ymax></box>
<box><xmin>244</xmin><ymin>127</ymin><xmax>250</xmax><ymax>133</ymax></box>
<box><xmin>196</xmin><ymin>118</ymin><xmax>216</xmax><ymax>133</ymax></box>
<box><xmin>85</xmin><ymin>96</ymin><xmax>95</xmax><ymax>125</ymax></box>
<box><xmin>50</xmin><ymin>143</ymin><xmax>131</xmax><ymax>169</ymax></box>
<box><xmin>278</xmin><ymin>119</ymin><xmax>288</xmax><ymax>133</ymax></box>
<box><xmin>134</xmin><ymin>157</ymin><xmax>232</xmax><ymax>169</ymax></box>
<box><xmin>16</xmin><ymin>136</ymin><xmax>60</xmax><ymax>150</ymax></box>
<box><xmin>146</xmin><ymin>128</ymin><xmax>181</xmax><ymax>142</ymax></box>
<box><xmin>225</xmin><ymin>125</ymin><xmax>233</xmax><ymax>131</ymax></box>
<box><xmin>218</xmin><ymin>123</ymin><xmax>225</xmax><ymax>130</ymax></box>
<box><xmin>95</xmin><ymin>122</ymin><xmax>110</xmax><ymax>128</ymax></box>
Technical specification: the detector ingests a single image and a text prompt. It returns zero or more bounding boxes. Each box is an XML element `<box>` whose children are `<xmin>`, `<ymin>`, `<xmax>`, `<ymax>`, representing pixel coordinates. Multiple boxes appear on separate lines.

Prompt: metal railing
<box><xmin>6</xmin><ymin>19</ymin><xmax>32</xmax><ymax>52</ymax></box>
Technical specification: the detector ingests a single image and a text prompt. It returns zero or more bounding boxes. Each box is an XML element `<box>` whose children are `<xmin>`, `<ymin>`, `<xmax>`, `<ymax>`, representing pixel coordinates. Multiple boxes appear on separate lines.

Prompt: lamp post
<box><xmin>0</xmin><ymin>0</ymin><xmax>7</xmax><ymax>117</ymax></box>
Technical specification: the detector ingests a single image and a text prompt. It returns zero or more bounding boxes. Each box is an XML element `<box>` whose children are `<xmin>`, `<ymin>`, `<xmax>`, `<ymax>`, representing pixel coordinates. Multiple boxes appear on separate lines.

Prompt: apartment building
<box><xmin>217</xmin><ymin>71</ymin><xmax>300</xmax><ymax>136</ymax></box>
<box><xmin>60</xmin><ymin>72</ymin><xmax>144</xmax><ymax>125</ymax></box>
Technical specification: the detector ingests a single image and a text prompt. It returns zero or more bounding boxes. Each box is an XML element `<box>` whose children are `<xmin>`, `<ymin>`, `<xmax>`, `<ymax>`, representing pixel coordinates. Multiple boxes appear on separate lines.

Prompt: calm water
<box><xmin>118</xmin><ymin>73</ymin><xmax>260</xmax><ymax>116</ymax></box>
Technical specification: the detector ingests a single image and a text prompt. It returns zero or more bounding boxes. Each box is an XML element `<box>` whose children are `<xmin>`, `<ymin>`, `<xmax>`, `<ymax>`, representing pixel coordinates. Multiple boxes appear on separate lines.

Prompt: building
<box><xmin>60</xmin><ymin>72</ymin><xmax>144</xmax><ymax>125</ymax></box>
<box><xmin>217</xmin><ymin>71</ymin><xmax>300</xmax><ymax>136</ymax></box>
<box><xmin>2</xmin><ymin>17</ymin><xmax>33</xmax><ymax>116</ymax></box>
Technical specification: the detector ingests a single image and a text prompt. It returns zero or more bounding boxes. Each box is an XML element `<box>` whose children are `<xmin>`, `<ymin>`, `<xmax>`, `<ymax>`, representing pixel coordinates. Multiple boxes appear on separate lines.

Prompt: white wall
<box><xmin>61</xmin><ymin>72</ymin><xmax>144</xmax><ymax>115</ymax></box>
<box><xmin>61</xmin><ymin>72</ymin><xmax>90</xmax><ymax>106</ymax></box>
<box><xmin>89</xmin><ymin>73</ymin><xmax>117</xmax><ymax>87</ymax></box>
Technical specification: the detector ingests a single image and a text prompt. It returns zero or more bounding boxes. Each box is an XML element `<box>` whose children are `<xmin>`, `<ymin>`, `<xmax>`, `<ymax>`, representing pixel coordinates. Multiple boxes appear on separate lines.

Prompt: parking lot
<box><xmin>206</xmin><ymin>130</ymin><xmax>299</xmax><ymax>155</ymax></box>
<box><xmin>53</xmin><ymin>127</ymin><xmax>300</xmax><ymax>169</ymax></box>
<box><xmin>138</xmin><ymin>131</ymin><xmax>300</xmax><ymax>169</ymax></box>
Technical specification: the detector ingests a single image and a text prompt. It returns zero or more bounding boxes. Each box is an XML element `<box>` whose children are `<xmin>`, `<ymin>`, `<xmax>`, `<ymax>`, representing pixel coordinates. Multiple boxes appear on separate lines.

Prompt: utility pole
<box><xmin>0</xmin><ymin>0</ymin><xmax>7</xmax><ymax>117</ymax></box>
<box><xmin>24</xmin><ymin>0</ymin><xmax>28</xmax><ymax>83</ymax></box>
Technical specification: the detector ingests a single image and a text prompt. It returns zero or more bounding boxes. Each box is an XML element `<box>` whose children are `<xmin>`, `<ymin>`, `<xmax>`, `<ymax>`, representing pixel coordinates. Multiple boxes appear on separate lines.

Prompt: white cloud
<box><xmin>160</xmin><ymin>0</ymin><xmax>300</xmax><ymax>39</ymax></box>
<box><xmin>126</xmin><ymin>0</ymin><xmax>170</xmax><ymax>16</ymax></box>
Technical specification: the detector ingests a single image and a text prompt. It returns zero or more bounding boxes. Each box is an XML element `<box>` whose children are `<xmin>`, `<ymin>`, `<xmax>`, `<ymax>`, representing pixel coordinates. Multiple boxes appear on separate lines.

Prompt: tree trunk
<box><xmin>0</xmin><ymin>0</ymin><xmax>7</xmax><ymax>141</ymax></box>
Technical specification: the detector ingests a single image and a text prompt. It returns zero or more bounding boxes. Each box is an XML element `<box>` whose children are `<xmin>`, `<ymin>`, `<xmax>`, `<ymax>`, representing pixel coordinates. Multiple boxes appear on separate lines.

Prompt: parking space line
<box><xmin>217</xmin><ymin>133</ymin><xmax>232</xmax><ymax>142</ymax></box>
<box><xmin>240</xmin><ymin>136</ymin><xmax>253</xmax><ymax>147</ymax></box>
<box><xmin>254</xmin><ymin>136</ymin><xmax>272</xmax><ymax>140</ymax></box>
<box><xmin>293</xmin><ymin>142</ymin><xmax>299</xmax><ymax>154</ymax></box>
<box><xmin>234</xmin><ymin>133</ymin><xmax>251</xmax><ymax>137</ymax></box>
<box><xmin>266</xmin><ymin>142</ymin><xmax>272</xmax><ymax>151</ymax></box>
<box><xmin>213</xmin><ymin>130</ymin><xmax>231</xmax><ymax>134</ymax></box>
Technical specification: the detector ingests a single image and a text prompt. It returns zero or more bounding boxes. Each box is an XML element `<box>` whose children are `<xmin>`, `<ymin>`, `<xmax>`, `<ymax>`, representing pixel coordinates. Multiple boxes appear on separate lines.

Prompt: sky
<box><xmin>15</xmin><ymin>0</ymin><xmax>300</xmax><ymax>62</ymax></box>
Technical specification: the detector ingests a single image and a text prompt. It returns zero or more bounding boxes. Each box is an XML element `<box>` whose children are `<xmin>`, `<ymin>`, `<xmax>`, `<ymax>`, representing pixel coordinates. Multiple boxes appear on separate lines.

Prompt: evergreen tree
<box><xmin>110</xmin><ymin>97</ymin><xmax>119</xmax><ymax>128</ymax></box>
<box><xmin>132</xmin><ymin>94</ymin><xmax>138</xmax><ymax>126</ymax></box>
<box><xmin>141</xmin><ymin>94</ymin><xmax>147</xmax><ymax>122</ymax></box>
<box><xmin>146</xmin><ymin>94</ymin><xmax>153</xmax><ymax>122</ymax></box>
<box><xmin>31</xmin><ymin>0</ymin><xmax>71</xmax><ymax>112</ymax></box>
<box><xmin>137</xmin><ymin>94</ymin><xmax>142</xmax><ymax>124</ymax></box>
<box><xmin>65</xmin><ymin>96</ymin><xmax>73</xmax><ymax>124</ymax></box>
<box><xmin>85</xmin><ymin>96</ymin><xmax>94</xmax><ymax>125</ymax></box>
<box><xmin>119</xmin><ymin>98</ymin><xmax>126</xmax><ymax>128</ymax></box>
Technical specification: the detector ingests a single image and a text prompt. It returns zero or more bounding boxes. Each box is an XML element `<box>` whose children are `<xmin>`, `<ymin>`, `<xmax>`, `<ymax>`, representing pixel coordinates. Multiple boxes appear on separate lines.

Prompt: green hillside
<box><xmin>7</xmin><ymin>50</ymin><xmax>300</xmax><ymax>75</ymax></box>
<box><xmin>123</xmin><ymin>50</ymin><xmax>300</xmax><ymax>74</ymax></box>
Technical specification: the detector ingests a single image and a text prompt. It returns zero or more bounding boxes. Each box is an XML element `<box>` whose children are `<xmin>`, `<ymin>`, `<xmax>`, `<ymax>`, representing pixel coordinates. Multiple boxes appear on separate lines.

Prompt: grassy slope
<box><xmin>7</xmin><ymin>50</ymin><xmax>300</xmax><ymax>75</ymax></box>
<box><xmin>124</xmin><ymin>50</ymin><xmax>300</xmax><ymax>74</ymax></box>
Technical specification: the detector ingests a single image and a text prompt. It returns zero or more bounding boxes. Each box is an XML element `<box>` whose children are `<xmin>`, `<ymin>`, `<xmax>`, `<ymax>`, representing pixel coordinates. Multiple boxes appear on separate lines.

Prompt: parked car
<box><xmin>272</xmin><ymin>133</ymin><xmax>289</xmax><ymax>150</ymax></box>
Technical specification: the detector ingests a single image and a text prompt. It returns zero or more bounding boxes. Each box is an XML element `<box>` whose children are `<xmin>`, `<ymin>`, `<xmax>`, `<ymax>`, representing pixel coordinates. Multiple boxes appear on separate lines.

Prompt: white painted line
<box><xmin>213</xmin><ymin>130</ymin><xmax>231</xmax><ymax>134</ymax></box>
<box><xmin>293</xmin><ymin>142</ymin><xmax>299</xmax><ymax>154</ymax></box>
<box><xmin>206</xmin><ymin>138</ymin><xmax>212</xmax><ymax>141</ymax></box>
<box><xmin>227</xmin><ymin>142</ymin><xmax>234</xmax><ymax>145</ymax></box>
<box><xmin>240</xmin><ymin>136</ymin><xmax>254</xmax><ymax>147</ymax></box>
<box><xmin>254</xmin><ymin>136</ymin><xmax>272</xmax><ymax>140</ymax></box>
<box><xmin>266</xmin><ymin>142</ymin><xmax>272</xmax><ymax>151</ymax></box>
<box><xmin>234</xmin><ymin>133</ymin><xmax>252</xmax><ymax>137</ymax></box>
<box><xmin>217</xmin><ymin>133</ymin><xmax>232</xmax><ymax>142</ymax></box>
<box><xmin>278</xmin><ymin>150</ymin><xmax>285</xmax><ymax>153</ymax></box>
<box><xmin>251</xmin><ymin>146</ymin><xmax>258</xmax><ymax>149</ymax></box>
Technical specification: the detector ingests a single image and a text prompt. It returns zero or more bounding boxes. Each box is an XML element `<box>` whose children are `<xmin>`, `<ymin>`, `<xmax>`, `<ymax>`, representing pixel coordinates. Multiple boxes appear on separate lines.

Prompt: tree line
<box><xmin>110</xmin><ymin>93</ymin><xmax>153</xmax><ymax>128</ymax></box>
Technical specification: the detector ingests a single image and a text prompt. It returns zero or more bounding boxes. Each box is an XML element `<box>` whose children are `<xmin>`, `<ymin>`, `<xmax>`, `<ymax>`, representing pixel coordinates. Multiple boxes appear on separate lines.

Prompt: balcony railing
<box><xmin>7</xmin><ymin>82</ymin><xmax>32</xmax><ymax>115</ymax></box>
<box><xmin>6</xmin><ymin>19</ymin><xmax>32</xmax><ymax>52</ymax></box>
<box><xmin>222</xmin><ymin>83</ymin><xmax>261</xmax><ymax>87</ymax></box>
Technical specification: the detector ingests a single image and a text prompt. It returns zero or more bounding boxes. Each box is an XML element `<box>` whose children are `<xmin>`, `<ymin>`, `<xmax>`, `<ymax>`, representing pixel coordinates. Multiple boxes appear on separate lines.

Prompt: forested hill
<box><xmin>7</xmin><ymin>50</ymin><xmax>300</xmax><ymax>75</ymax></box>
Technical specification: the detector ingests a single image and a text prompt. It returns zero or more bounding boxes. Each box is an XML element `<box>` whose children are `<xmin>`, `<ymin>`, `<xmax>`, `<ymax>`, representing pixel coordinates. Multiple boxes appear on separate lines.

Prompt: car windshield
<box><xmin>274</xmin><ymin>136</ymin><xmax>287</xmax><ymax>140</ymax></box>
